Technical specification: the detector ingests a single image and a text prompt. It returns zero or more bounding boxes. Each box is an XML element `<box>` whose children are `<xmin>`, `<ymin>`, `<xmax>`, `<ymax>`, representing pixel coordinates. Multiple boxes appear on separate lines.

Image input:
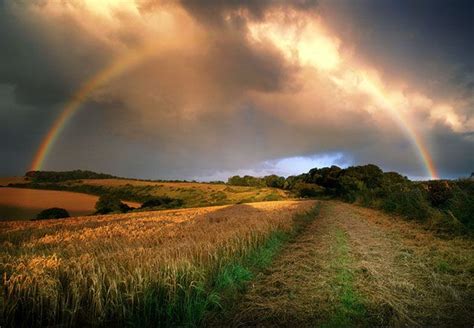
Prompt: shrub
<box><xmin>381</xmin><ymin>186</ymin><xmax>431</xmax><ymax>220</ymax></box>
<box><xmin>336</xmin><ymin>175</ymin><xmax>366</xmax><ymax>203</ymax></box>
<box><xmin>342</xmin><ymin>164</ymin><xmax>384</xmax><ymax>189</ymax></box>
<box><xmin>427</xmin><ymin>180</ymin><xmax>453</xmax><ymax>207</ymax></box>
<box><xmin>446</xmin><ymin>182</ymin><xmax>474</xmax><ymax>230</ymax></box>
<box><xmin>263</xmin><ymin>193</ymin><xmax>281</xmax><ymax>201</ymax></box>
<box><xmin>141</xmin><ymin>197</ymin><xmax>184</xmax><ymax>209</ymax></box>
<box><xmin>25</xmin><ymin>170</ymin><xmax>116</xmax><ymax>183</ymax></box>
<box><xmin>294</xmin><ymin>183</ymin><xmax>324</xmax><ymax>198</ymax></box>
<box><xmin>283</xmin><ymin>175</ymin><xmax>305</xmax><ymax>190</ymax></box>
<box><xmin>263</xmin><ymin>175</ymin><xmax>286</xmax><ymax>189</ymax></box>
<box><xmin>35</xmin><ymin>208</ymin><xmax>70</xmax><ymax>220</ymax></box>
<box><xmin>382</xmin><ymin>172</ymin><xmax>408</xmax><ymax>185</ymax></box>
<box><xmin>305</xmin><ymin>166</ymin><xmax>341</xmax><ymax>189</ymax></box>
<box><xmin>95</xmin><ymin>195</ymin><xmax>130</xmax><ymax>214</ymax></box>
<box><xmin>227</xmin><ymin>175</ymin><xmax>265</xmax><ymax>187</ymax></box>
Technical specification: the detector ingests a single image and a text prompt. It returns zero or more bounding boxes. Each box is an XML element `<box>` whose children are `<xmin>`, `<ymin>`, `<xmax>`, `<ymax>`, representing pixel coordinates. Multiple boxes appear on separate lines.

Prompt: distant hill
<box><xmin>25</xmin><ymin>170</ymin><xmax>117</xmax><ymax>183</ymax></box>
<box><xmin>6</xmin><ymin>166</ymin><xmax>473</xmax><ymax>232</ymax></box>
<box><xmin>7</xmin><ymin>175</ymin><xmax>289</xmax><ymax>210</ymax></box>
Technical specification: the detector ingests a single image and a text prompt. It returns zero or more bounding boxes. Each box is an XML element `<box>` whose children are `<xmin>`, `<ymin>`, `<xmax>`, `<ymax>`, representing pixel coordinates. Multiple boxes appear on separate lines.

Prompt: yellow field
<box><xmin>0</xmin><ymin>188</ymin><xmax>139</xmax><ymax>220</ymax></box>
<box><xmin>0</xmin><ymin>200</ymin><xmax>315</xmax><ymax>326</ymax></box>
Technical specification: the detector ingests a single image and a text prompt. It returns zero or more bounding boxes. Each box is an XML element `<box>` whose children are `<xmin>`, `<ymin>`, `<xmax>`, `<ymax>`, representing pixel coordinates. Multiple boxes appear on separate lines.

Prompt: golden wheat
<box><xmin>0</xmin><ymin>200</ymin><xmax>314</xmax><ymax>326</ymax></box>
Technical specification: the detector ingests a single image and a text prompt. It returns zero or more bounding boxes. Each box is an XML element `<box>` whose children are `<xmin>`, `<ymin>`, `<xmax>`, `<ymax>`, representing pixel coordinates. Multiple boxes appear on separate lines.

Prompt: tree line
<box><xmin>228</xmin><ymin>164</ymin><xmax>474</xmax><ymax>232</ymax></box>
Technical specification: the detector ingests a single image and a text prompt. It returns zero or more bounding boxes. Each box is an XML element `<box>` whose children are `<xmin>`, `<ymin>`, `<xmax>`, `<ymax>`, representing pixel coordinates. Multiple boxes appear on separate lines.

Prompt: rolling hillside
<box><xmin>0</xmin><ymin>174</ymin><xmax>291</xmax><ymax>220</ymax></box>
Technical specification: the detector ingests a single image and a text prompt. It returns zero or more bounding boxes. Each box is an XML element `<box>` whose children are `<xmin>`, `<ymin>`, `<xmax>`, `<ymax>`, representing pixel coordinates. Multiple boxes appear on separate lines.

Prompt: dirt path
<box><xmin>215</xmin><ymin>201</ymin><xmax>474</xmax><ymax>327</ymax></box>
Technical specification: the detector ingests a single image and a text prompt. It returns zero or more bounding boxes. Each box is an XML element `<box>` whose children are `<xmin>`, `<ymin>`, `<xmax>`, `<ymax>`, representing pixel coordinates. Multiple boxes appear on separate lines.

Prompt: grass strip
<box><xmin>202</xmin><ymin>203</ymin><xmax>322</xmax><ymax>325</ymax></box>
<box><xmin>324</xmin><ymin>228</ymin><xmax>366</xmax><ymax>327</ymax></box>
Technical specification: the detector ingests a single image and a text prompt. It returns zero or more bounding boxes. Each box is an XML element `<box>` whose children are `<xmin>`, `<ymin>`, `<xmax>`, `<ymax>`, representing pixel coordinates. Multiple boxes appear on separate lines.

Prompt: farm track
<box><xmin>213</xmin><ymin>201</ymin><xmax>474</xmax><ymax>327</ymax></box>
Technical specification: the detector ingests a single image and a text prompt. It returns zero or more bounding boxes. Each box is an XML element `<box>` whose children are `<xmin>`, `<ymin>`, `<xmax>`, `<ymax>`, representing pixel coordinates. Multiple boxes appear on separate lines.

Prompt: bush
<box><xmin>140</xmin><ymin>197</ymin><xmax>184</xmax><ymax>209</ymax></box>
<box><xmin>381</xmin><ymin>186</ymin><xmax>431</xmax><ymax>220</ymax></box>
<box><xmin>293</xmin><ymin>183</ymin><xmax>324</xmax><ymax>198</ymax></box>
<box><xmin>427</xmin><ymin>180</ymin><xmax>453</xmax><ymax>207</ymax></box>
<box><xmin>35</xmin><ymin>208</ymin><xmax>70</xmax><ymax>220</ymax></box>
<box><xmin>263</xmin><ymin>175</ymin><xmax>286</xmax><ymax>189</ymax></box>
<box><xmin>283</xmin><ymin>175</ymin><xmax>305</xmax><ymax>190</ymax></box>
<box><xmin>305</xmin><ymin>166</ymin><xmax>341</xmax><ymax>189</ymax></box>
<box><xmin>336</xmin><ymin>175</ymin><xmax>366</xmax><ymax>203</ymax></box>
<box><xmin>227</xmin><ymin>175</ymin><xmax>265</xmax><ymax>187</ymax></box>
<box><xmin>263</xmin><ymin>193</ymin><xmax>281</xmax><ymax>201</ymax></box>
<box><xmin>95</xmin><ymin>195</ymin><xmax>130</xmax><ymax>214</ymax></box>
<box><xmin>25</xmin><ymin>170</ymin><xmax>116</xmax><ymax>183</ymax></box>
<box><xmin>446</xmin><ymin>181</ymin><xmax>474</xmax><ymax>230</ymax></box>
<box><xmin>382</xmin><ymin>172</ymin><xmax>408</xmax><ymax>185</ymax></box>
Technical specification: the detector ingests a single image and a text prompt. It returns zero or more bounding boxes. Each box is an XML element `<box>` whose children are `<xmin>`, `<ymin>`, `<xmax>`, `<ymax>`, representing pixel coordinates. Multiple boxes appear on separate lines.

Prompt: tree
<box><xmin>383</xmin><ymin>171</ymin><xmax>408</xmax><ymax>185</ymax></box>
<box><xmin>36</xmin><ymin>208</ymin><xmax>70</xmax><ymax>220</ymax></box>
<box><xmin>342</xmin><ymin>164</ymin><xmax>384</xmax><ymax>189</ymax></box>
<box><xmin>305</xmin><ymin>166</ymin><xmax>341</xmax><ymax>189</ymax></box>
<box><xmin>427</xmin><ymin>180</ymin><xmax>453</xmax><ymax>207</ymax></box>
<box><xmin>293</xmin><ymin>183</ymin><xmax>324</xmax><ymax>198</ymax></box>
<box><xmin>95</xmin><ymin>195</ymin><xmax>130</xmax><ymax>214</ymax></box>
<box><xmin>228</xmin><ymin>175</ymin><xmax>245</xmax><ymax>186</ymax></box>
<box><xmin>140</xmin><ymin>197</ymin><xmax>184</xmax><ymax>209</ymax></box>
<box><xmin>263</xmin><ymin>175</ymin><xmax>285</xmax><ymax>188</ymax></box>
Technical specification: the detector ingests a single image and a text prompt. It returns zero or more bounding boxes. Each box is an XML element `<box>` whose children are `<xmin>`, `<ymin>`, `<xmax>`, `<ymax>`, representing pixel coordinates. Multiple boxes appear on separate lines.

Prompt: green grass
<box><xmin>325</xmin><ymin>228</ymin><xmax>366</xmax><ymax>327</ymax></box>
<box><xmin>203</xmin><ymin>204</ymin><xmax>321</xmax><ymax>324</ymax></box>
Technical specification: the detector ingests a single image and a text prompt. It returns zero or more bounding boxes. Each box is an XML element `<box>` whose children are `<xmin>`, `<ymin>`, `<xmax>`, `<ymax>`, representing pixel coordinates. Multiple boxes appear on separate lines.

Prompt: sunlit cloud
<box><xmin>247</xmin><ymin>8</ymin><xmax>467</xmax><ymax>134</ymax></box>
<box><xmin>248</xmin><ymin>11</ymin><xmax>341</xmax><ymax>71</ymax></box>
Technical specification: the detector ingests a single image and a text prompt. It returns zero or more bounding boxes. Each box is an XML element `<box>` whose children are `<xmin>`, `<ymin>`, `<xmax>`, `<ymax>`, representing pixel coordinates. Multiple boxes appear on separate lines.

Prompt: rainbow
<box><xmin>356</xmin><ymin>74</ymin><xmax>439</xmax><ymax>179</ymax></box>
<box><xmin>30</xmin><ymin>45</ymin><xmax>438</xmax><ymax>179</ymax></box>
<box><xmin>30</xmin><ymin>43</ymin><xmax>158</xmax><ymax>171</ymax></box>
<box><xmin>397</xmin><ymin>120</ymin><xmax>438</xmax><ymax>179</ymax></box>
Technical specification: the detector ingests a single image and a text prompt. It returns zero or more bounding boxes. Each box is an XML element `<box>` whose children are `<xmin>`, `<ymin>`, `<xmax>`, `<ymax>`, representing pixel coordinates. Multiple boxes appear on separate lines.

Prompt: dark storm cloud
<box><xmin>45</xmin><ymin>100</ymin><xmax>380</xmax><ymax>180</ymax></box>
<box><xmin>320</xmin><ymin>0</ymin><xmax>474</xmax><ymax>98</ymax></box>
<box><xmin>0</xmin><ymin>85</ymin><xmax>52</xmax><ymax>175</ymax></box>
<box><xmin>0</xmin><ymin>1</ymin><xmax>114</xmax><ymax>106</ymax></box>
<box><xmin>433</xmin><ymin>131</ymin><xmax>474</xmax><ymax>178</ymax></box>
<box><xmin>0</xmin><ymin>0</ymin><xmax>473</xmax><ymax>179</ymax></box>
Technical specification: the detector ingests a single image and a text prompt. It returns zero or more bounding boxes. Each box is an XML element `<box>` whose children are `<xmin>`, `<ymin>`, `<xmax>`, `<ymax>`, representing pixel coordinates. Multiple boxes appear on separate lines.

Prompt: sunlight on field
<box><xmin>0</xmin><ymin>188</ymin><xmax>139</xmax><ymax>220</ymax></box>
<box><xmin>0</xmin><ymin>200</ymin><xmax>315</xmax><ymax>326</ymax></box>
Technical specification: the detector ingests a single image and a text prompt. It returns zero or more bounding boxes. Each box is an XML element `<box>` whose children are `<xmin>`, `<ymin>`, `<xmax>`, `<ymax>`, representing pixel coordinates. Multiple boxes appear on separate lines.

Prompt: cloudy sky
<box><xmin>1</xmin><ymin>0</ymin><xmax>473</xmax><ymax>180</ymax></box>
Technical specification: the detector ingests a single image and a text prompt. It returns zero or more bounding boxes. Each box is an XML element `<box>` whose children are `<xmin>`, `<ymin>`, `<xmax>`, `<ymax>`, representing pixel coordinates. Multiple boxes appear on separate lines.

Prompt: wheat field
<box><xmin>0</xmin><ymin>188</ymin><xmax>140</xmax><ymax>220</ymax></box>
<box><xmin>0</xmin><ymin>200</ymin><xmax>315</xmax><ymax>326</ymax></box>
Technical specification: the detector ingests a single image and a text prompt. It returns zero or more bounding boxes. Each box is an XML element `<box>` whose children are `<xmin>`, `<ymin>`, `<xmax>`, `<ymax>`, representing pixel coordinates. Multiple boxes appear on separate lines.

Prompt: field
<box><xmin>0</xmin><ymin>177</ymin><xmax>27</xmax><ymax>186</ymax></box>
<box><xmin>1</xmin><ymin>199</ymin><xmax>473</xmax><ymax>327</ymax></box>
<box><xmin>0</xmin><ymin>200</ymin><xmax>315</xmax><ymax>326</ymax></box>
<box><xmin>0</xmin><ymin>188</ymin><xmax>139</xmax><ymax>220</ymax></box>
<box><xmin>7</xmin><ymin>177</ymin><xmax>290</xmax><ymax>210</ymax></box>
<box><xmin>79</xmin><ymin>178</ymin><xmax>289</xmax><ymax>206</ymax></box>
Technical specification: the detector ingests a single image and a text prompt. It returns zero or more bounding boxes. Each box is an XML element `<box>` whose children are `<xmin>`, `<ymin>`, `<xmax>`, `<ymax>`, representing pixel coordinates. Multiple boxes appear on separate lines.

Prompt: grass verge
<box><xmin>324</xmin><ymin>228</ymin><xmax>366</xmax><ymax>327</ymax></box>
<box><xmin>195</xmin><ymin>203</ymin><xmax>322</xmax><ymax>326</ymax></box>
